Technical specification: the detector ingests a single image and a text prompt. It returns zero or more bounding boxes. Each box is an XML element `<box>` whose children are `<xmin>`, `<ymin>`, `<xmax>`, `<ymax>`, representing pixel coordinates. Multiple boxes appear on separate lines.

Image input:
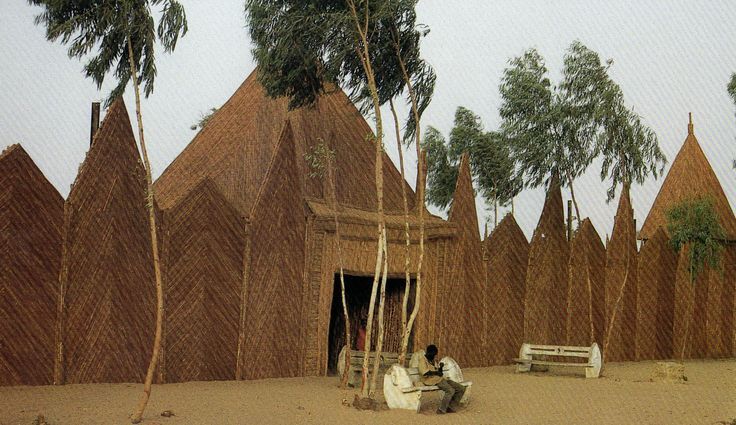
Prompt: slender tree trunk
<box><xmin>369</xmin><ymin>234</ymin><xmax>389</xmax><ymax>396</ymax></box>
<box><xmin>129</xmin><ymin>36</ymin><xmax>165</xmax><ymax>424</ymax></box>
<box><xmin>326</xmin><ymin>153</ymin><xmax>352</xmax><ymax>388</ymax></box>
<box><xmin>602</xmin><ymin>249</ymin><xmax>631</xmax><ymax>365</ymax></box>
<box><xmin>568</xmin><ymin>176</ymin><xmax>582</xmax><ymax>226</ymax></box>
<box><xmin>53</xmin><ymin>201</ymin><xmax>72</xmax><ymax>385</ymax></box>
<box><xmin>586</xmin><ymin>264</ymin><xmax>594</xmax><ymax>345</ymax></box>
<box><xmin>346</xmin><ymin>0</ymin><xmax>387</xmax><ymax>399</ymax></box>
<box><xmin>389</xmin><ymin>99</ymin><xmax>413</xmax><ymax>366</ymax></box>
<box><xmin>494</xmin><ymin>198</ymin><xmax>498</xmax><ymax>227</ymax></box>
<box><xmin>393</xmin><ymin>37</ymin><xmax>425</xmax><ymax>364</ymax></box>
<box><xmin>360</xmin><ymin>227</ymin><xmax>383</xmax><ymax>397</ymax></box>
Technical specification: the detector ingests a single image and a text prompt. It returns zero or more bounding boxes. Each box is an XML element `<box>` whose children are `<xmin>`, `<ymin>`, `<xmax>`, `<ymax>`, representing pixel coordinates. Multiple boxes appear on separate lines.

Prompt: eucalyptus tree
<box><xmin>245</xmin><ymin>0</ymin><xmax>428</xmax><ymax>399</ymax></box>
<box><xmin>499</xmin><ymin>41</ymin><xmax>612</xmax><ymax>223</ymax></box>
<box><xmin>667</xmin><ymin>197</ymin><xmax>725</xmax><ymax>360</ymax></box>
<box><xmin>29</xmin><ymin>1</ymin><xmax>187</xmax><ymax>422</ymax></box>
<box><xmin>596</xmin><ymin>82</ymin><xmax>666</xmax><ymax>202</ymax></box>
<box><xmin>423</xmin><ymin>107</ymin><xmax>519</xmax><ymax>224</ymax></box>
<box><xmin>346</xmin><ymin>11</ymin><xmax>436</xmax><ymax>367</ymax></box>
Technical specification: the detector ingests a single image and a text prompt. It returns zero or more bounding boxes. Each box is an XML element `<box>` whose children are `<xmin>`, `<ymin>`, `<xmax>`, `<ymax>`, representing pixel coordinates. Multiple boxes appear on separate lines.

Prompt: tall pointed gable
<box><xmin>485</xmin><ymin>213</ymin><xmax>529</xmax><ymax>365</ymax></box>
<box><xmin>604</xmin><ymin>184</ymin><xmax>638</xmax><ymax>362</ymax></box>
<box><xmin>154</xmin><ymin>69</ymin><xmax>414</xmax><ymax>217</ymax></box>
<box><xmin>640</xmin><ymin>115</ymin><xmax>736</xmax><ymax>240</ymax></box>
<box><xmin>62</xmin><ymin>98</ymin><xmax>156</xmax><ymax>383</ymax></box>
<box><xmin>524</xmin><ymin>173</ymin><xmax>569</xmax><ymax>345</ymax></box>
<box><xmin>443</xmin><ymin>153</ymin><xmax>484</xmax><ymax>366</ymax></box>
<box><xmin>0</xmin><ymin>144</ymin><xmax>63</xmax><ymax>386</ymax></box>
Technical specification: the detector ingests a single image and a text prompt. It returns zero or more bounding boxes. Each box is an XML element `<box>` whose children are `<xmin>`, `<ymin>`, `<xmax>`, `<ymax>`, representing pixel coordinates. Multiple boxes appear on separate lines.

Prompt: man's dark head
<box><xmin>425</xmin><ymin>344</ymin><xmax>438</xmax><ymax>360</ymax></box>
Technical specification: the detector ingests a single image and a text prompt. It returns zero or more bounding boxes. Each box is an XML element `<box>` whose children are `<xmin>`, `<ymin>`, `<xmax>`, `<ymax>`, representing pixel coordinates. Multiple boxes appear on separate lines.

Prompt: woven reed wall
<box><xmin>241</xmin><ymin>123</ymin><xmax>307</xmax><ymax>380</ymax></box>
<box><xmin>0</xmin><ymin>145</ymin><xmax>63</xmax><ymax>386</ymax></box>
<box><xmin>635</xmin><ymin>228</ymin><xmax>677</xmax><ymax>360</ymax></box>
<box><xmin>725</xmin><ymin>246</ymin><xmax>736</xmax><ymax>357</ymax></box>
<box><xmin>443</xmin><ymin>155</ymin><xmax>485</xmax><ymax>367</ymax></box>
<box><xmin>485</xmin><ymin>214</ymin><xmax>529</xmax><ymax>365</ymax></box>
<box><xmin>524</xmin><ymin>175</ymin><xmax>569</xmax><ymax>345</ymax></box>
<box><xmin>566</xmin><ymin>219</ymin><xmax>605</xmax><ymax>348</ymax></box>
<box><xmin>673</xmin><ymin>244</ymin><xmax>736</xmax><ymax>360</ymax></box>
<box><xmin>161</xmin><ymin>180</ymin><xmax>245</xmax><ymax>383</ymax></box>
<box><xmin>604</xmin><ymin>186</ymin><xmax>638</xmax><ymax>362</ymax></box>
<box><xmin>61</xmin><ymin>99</ymin><xmax>156</xmax><ymax>383</ymax></box>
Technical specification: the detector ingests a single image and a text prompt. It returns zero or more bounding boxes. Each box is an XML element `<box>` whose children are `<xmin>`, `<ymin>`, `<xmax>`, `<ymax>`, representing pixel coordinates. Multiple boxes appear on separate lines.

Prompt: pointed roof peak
<box><xmin>688</xmin><ymin>112</ymin><xmax>694</xmax><ymax>136</ymax></box>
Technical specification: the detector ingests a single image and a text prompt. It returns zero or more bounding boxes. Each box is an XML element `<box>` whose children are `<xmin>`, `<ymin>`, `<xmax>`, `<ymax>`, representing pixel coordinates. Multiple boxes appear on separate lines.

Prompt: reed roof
<box><xmin>154</xmin><ymin>69</ymin><xmax>415</xmax><ymax>218</ymax></box>
<box><xmin>640</xmin><ymin>116</ymin><xmax>736</xmax><ymax>240</ymax></box>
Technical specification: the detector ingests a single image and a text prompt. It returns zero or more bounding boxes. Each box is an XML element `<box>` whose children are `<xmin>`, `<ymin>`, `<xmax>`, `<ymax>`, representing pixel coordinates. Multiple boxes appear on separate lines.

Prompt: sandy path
<box><xmin>1</xmin><ymin>359</ymin><xmax>734</xmax><ymax>425</ymax></box>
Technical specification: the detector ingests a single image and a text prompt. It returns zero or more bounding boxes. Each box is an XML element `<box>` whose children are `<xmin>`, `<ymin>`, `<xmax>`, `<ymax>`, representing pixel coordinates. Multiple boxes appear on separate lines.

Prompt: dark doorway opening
<box><xmin>327</xmin><ymin>273</ymin><xmax>415</xmax><ymax>374</ymax></box>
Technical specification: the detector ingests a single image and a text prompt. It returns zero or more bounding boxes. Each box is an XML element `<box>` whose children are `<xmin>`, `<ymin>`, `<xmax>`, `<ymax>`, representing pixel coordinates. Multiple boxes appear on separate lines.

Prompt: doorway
<box><xmin>327</xmin><ymin>273</ymin><xmax>415</xmax><ymax>374</ymax></box>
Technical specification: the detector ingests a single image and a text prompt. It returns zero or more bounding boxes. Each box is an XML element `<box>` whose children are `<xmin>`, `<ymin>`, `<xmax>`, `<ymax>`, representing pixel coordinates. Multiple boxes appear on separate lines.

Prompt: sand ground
<box><xmin>1</xmin><ymin>359</ymin><xmax>734</xmax><ymax>425</ymax></box>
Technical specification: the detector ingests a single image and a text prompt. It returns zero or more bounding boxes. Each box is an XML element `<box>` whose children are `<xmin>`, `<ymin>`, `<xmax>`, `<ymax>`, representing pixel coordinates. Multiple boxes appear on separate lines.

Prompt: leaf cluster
<box><xmin>423</xmin><ymin>107</ymin><xmax>519</xmax><ymax>210</ymax></box>
<box><xmin>30</xmin><ymin>0</ymin><xmax>188</xmax><ymax>105</ymax></box>
<box><xmin>245</xmin><ymin>0</ymin><xmax>435</xmax><ymax>133</ymax></box>
<box><xmin>666</xmin><ymin>197</ymin><xmax>726</xmax><ymax>284</ymax></box>
<box><xmin>499</xmin><ymin>41</ymin><xmax>666</xmax><ymax>201</ymax></box>
<box><xmin>305</xmin><ymin>139</ymin><xmax>336</xmax><ymax>179</ymax></box>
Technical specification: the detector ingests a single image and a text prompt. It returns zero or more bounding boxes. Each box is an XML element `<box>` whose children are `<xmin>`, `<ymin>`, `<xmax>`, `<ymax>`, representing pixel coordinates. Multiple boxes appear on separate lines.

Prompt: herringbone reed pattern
<box><xmin>162</xmin><ymin>180</ymin><xmax>245</xmax><ymax>383</ymax></box>
<box><xmin>566</xmin><ymin>219</ymin><xmax>605</xmax><ymax>348</ymax></box>
<box><xmin>61</xmin><ymin>99</ymin><xmax>156</xmax><ymax>383</ymax></box>
<box><xmin>635</xmin><ymin>228</ymin><xmax>677</xmax><ymax>360</ymax></box>
<box><xmin>0</xmin><ymin>145</ymin><xmax>63</xmax><ymax>386</ymax></box>
<box><xmin>485</xmin><ymin>214</ymin><xmax>528</xmax><ymax>365</ymax></box>
<box><xmin>241</xmin><ymin>123</ymin><xmax>307</xmax><ymax>380</ymax></box>
<box><xmin>444</xmin><ymin>154</ymin><xmax>485</xmax><ymax>367</ymax></box>
<box><xmin>604</xmin><ymin>186</ymin><xmax>638</xmax><ymax>362</ymax></box>
<box><xmin>524</xmin><ymin>175</ymin><xmax>569</xmax><ymax>346</ymax></box>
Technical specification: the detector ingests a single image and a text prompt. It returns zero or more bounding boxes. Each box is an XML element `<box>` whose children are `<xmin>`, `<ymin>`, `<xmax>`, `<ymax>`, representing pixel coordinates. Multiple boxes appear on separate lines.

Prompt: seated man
<box><xmin>417</xmin><ymin>344</ymin><xmax>466</xmax><ymax>414</ymax></box>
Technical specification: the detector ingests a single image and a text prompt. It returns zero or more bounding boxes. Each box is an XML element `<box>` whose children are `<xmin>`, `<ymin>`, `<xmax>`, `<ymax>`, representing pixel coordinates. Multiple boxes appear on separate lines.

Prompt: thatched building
<box><xmin>154</xmin><ymin>70</ymin><xmax>460</xmax><ymax>380</ymax></box>
<box><xmin>639</xmin><ymin>117</ymin><xmax>736</xmax><ymax>359</ymax></box>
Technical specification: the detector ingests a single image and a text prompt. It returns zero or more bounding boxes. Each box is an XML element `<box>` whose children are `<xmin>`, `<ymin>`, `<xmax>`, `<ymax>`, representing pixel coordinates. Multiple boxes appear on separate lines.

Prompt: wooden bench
<box><xmin>383</xmin><ymin>351</ymin><xmax>472</xmax><ymax>412</ymax></box>
<box><xmin>337</xmin><ymin>346</ymin><xmax>399</xmax><ymax>387</ymax></box>
<box><xmin>512</xmin><ymin>342</ymin><xmax>602</xmax><ymax>378</ymax></box>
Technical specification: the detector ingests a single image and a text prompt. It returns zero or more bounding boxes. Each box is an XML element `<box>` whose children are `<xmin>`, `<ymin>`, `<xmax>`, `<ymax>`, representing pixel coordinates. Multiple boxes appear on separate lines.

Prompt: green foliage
<box><xmin>422</xmin><ymin>126</ymin><xmax>457</xmax><ymax>209</ymax></box>
<box><xmin>305</xmin><ymin>139</ymin><xmax>336</xmax><ymax>179</ymax></box>
<box><xmin>667</xmin><ymin>197</ymin><xmax>726</xmax><ymax>284</ymax></box>
<box><xmin>499</xmin><ymin>41</ymin><xmax>665</xmax><ymax>201</ymax></box>
<box><xmin>596</xmin><ymin>85</ymin><xmax>666</xmax><ymax>201</ymax></box>
<box><xmin>190</xmin><ymin>107</ymin><xmax>218</xmax><ymax>131</ymax></box>
<box><xmin>423</xmin><ymin>107</ymin><xmax>519</xmax><ymax>210</ymax></box>
<box><xmin>245</xmin><ymin>0</ymin><xmax>429</xmax><ymax>113</ymax></box>
<box><xmin>29</xmin><ymin>0</ymin><xmax>188</xmax><ymax>105</ymax></box>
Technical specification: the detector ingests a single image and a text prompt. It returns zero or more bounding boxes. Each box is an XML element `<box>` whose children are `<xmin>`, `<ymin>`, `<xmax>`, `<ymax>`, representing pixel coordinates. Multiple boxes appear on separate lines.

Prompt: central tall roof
<box><xmin>639</xmin><ymin>116</ymin><xmax>736</xmax><ymax>240</ymax></box>
<box><xmin>155</xmin><ymin>70</ymin><xmax>415</xmax><ymax>216</ymax></box>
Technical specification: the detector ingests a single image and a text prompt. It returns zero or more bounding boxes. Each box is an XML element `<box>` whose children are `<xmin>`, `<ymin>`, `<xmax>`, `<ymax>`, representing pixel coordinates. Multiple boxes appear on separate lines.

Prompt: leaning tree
<box><xmin>499</xmin><ymin>41</ymin><xmax>613</xmax><ymax>224</ymax></box>
<box><xmin>29</xmin><ymin>1</ymin><xmax>187</xmax><ymax>422</ymax></box>
<box><xmin>245</xmin><ymin>0</ymin><xmax>430</xmax><ymax>399</ymax></box>
<box><xmin>666</xmin><ymin>197</ymin><xmax>725</xmax><ymax>360</ymax></box>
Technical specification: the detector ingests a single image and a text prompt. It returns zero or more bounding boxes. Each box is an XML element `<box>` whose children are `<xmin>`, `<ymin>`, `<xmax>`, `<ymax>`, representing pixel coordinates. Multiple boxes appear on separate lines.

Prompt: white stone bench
<box><xmin>512</xmin><ymin>342</ymin><xmax>602</xmax><ymax>378</ymax></box>
<box><xmin>337</xmin><ymin>346</ymin><xmax>399</xmax><ymax>387</ymax></box>
<box><xmin>383</xmin><ymin>351</ymin><xmax>472</xmax><ymax>412</ymax></box>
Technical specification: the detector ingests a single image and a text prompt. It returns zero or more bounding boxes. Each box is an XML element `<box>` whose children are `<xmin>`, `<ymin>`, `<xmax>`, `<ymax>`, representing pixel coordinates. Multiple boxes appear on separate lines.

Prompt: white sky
<box><xmin>2</xmin><ymin>0</ymin><xmax>736</xmax><ymax>241</ymax></box>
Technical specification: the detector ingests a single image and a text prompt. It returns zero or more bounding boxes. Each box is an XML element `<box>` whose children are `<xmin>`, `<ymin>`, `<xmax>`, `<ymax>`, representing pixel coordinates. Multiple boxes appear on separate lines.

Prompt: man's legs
<box><xmin>435</xmin><ymin>379</ymin><xmax>455</xmax><ymax>413</ymax></box>
<box><xmin>447</xmin><ymin>380</ymin><xmax>466</xmax><ymax>409</ymax></box>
